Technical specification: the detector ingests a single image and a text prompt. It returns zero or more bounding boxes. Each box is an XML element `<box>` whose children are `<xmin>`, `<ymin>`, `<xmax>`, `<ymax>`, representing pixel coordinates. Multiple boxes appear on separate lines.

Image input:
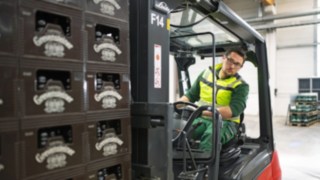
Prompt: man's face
<box><xmin>221</xmin><ymin>52</ymin><xmax>244</xmax><ymax>76</ymax></box>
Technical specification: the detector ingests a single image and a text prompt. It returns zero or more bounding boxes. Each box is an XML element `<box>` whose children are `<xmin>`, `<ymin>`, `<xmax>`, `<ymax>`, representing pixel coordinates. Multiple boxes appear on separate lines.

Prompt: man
<box><xmin>178</xmin><ymin>48</ymin><xmax>249</xmax><ymax>151</ymax></box>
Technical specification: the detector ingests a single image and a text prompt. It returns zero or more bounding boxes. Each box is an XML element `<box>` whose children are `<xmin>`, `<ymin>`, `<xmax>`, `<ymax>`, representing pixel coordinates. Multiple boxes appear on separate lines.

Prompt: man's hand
<box><xmin>202</xmin><ymin>110</ymin><xmax>213</xmax><ymax>118</ymax></box>
<box><xmin>178</xmin><ymin>95</ymin><xmax>190</xmax><ymax>103</ymax></box>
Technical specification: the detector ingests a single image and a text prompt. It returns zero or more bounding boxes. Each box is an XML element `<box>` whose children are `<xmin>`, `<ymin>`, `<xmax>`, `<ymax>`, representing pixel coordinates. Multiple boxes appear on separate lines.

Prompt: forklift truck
<box><xmin>130</xmin><ymin>0</ymin><xmax>281</xmax><ymax>179</ymax></box>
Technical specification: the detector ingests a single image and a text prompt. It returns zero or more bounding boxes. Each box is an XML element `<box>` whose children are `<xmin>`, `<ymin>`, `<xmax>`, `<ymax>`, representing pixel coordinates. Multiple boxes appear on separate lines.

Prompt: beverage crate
<box><xmin>20</xmin><ymin>122</ymin><xmax>85</xmax><ymax>179</ymax></box>
<box><xmin>19</xmin><ymin>1</ymin><xmax>83</xmax><ymax>61</ymax></box>
<box><xmin>86</xmin><ymin>116</ymin><xmax>131</xmax><ymax>162</ymax></box>
<box><xmin>290</xmin><ymin>104</ymin><xmax>317</xmax><ymax>113</ymax></box>
<box><xmin>84</xmin><ymin>12</ymin><xmax>129</xmax><ymax>66</ymax></box>
<box><xmin>295</xmin><ymin>93</ymin><xmax>318</xmax><ymax>102</ymax></box>
<box><xmin>19</xmin><ymin>58</ymin><xmax>84</xmax><ymax>118</ymax></box>
<box><xmin>289</xmin><ymin>113</ymin><xmax>318</xmax><ymax>124</ymax></box>
<box><xmin>86</xmin><ymin>154</ymin><xmax>131</xmax><ymax>180</ymax></box>
<box><xmin>85</xmin><ymin>64</ymin><xmax>130</xmax><ymax>115</ymax></box>
<box><xmin>85</xmin><ymin>0</ymin><xmax>129</xmax><ymax>22</ymax></box>
<box><xmin>0</xmin><ymin>56</ymin><xmax>19</xmax><ymax>122</ymax></box>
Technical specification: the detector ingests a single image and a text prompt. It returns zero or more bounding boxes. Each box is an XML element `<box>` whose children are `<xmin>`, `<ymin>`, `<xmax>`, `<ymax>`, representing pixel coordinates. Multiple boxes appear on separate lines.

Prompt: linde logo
<box><xmin>94</xmin><ymin>86</ymin><xmax>122</xmax><ymax>109</ymax></box>
<box><xmin>93</xmin><ymin>0</ymin><xmax>121</xmax><ymax>16</ymax></box>
<box><xmin>35</xmin><ymin>144</ymin><xmax>75</xmax><ymax>170</ymax></box>
<box><xmin>155</xmin><ymin>1</ymin><xmax>170</xmax><ymax>14</ymax></box>
<box><xmin>95</xmin><ymin>133</ymin><xmax>123</xmax><ymax>157</ymax></box>
<box><xmin>33</xmin><ymin>32</ymin><xmax>73</xmax><ymax>58</ymax></box>
<box><xmin>33</xmin><ymin>86</ymin><xmax>74</xmax><ymax>113</ymax></box>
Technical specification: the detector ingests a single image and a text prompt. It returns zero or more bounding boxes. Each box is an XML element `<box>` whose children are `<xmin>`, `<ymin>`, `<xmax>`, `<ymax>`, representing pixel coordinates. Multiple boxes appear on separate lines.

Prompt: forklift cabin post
<box><xmin>171</xmin><ymin>32</ymin><xmax>221</xmax><ymax>179</ymax></box>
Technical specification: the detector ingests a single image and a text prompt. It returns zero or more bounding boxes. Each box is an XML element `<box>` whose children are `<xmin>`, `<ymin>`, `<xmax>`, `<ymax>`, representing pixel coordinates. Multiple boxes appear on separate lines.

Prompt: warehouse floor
<box><xmin>245</xmin><ymin>115</ymin><xmax>320</xmax><ymax>180</ymax></box>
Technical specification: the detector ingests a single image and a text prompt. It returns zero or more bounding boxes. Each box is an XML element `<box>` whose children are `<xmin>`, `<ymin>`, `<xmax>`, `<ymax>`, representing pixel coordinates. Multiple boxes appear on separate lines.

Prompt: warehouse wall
<box><xmin>225</xmin><ymin>0</ymin><xmax>318</xmax><ymax>116</ymax></box>
<box><xmin>275</xmin><ymin>0</ymin><xmax>316</xmax><ymax>116</ymax></box>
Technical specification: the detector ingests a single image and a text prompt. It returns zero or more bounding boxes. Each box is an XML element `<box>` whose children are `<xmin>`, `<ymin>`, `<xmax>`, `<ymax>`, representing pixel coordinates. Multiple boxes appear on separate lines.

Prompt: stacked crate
<box><xmin>0</xmin><ymin>0</ymin><xmax>130</xmax><ymax>179</ymax></box>
<box><xmin>289</xmin><ymin>93</ymin><xmax>318</xmax><ymax>126</ymax></box>
<box><xmin>84</xmin><ymin>1</ymin><xmax>131</xmax><ymax>179</ymax></box>
<box><xmin>18</xmin><ymin>1</ymin><xmax>86</xmax><ymax>179</ymax></box>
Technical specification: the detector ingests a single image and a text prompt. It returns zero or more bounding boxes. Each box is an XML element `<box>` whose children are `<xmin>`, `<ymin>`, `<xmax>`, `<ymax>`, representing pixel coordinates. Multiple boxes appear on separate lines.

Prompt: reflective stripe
<box><xmin>227</xmin><ymin>117</ymin><xmax>240</xmax><ymax>124</ymax></box>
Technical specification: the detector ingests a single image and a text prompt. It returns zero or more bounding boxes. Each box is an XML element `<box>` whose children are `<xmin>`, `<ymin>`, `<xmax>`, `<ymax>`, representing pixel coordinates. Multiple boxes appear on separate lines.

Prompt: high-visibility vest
<box><xmin>198</xmin><ymin>63</ymin><xmax>243</xmax><ymax>123</ymax></box>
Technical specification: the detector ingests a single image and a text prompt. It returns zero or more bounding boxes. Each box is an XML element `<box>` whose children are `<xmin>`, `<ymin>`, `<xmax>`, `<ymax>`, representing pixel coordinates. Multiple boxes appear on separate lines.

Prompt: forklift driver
<box><xmin>178</xmin><ymin>48</ymin><xmax>249</xmax><ymax>151</ymax></box>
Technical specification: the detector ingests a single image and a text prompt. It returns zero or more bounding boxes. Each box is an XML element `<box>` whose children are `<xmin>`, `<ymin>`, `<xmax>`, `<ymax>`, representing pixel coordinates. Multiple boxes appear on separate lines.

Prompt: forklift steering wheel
<box><xmin>173</xmin><ymin>101</ymin><xmax>198</xmax><ymax>115</ymax></box>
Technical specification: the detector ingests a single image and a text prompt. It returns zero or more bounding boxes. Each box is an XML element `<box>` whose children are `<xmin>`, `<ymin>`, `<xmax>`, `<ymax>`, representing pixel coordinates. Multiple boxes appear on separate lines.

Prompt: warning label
<box><xmin>154</xmin><ymin>44</ymin><xmax>162</xmax><ymax>88</ymax></box>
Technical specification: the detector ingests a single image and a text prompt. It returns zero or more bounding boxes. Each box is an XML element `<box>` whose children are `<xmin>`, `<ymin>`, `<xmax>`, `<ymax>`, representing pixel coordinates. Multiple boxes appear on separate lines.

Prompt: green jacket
<box><xmin>185</xmin><ymin>64</ymin><xmax>249</xmax><ymax>120</ymax></box>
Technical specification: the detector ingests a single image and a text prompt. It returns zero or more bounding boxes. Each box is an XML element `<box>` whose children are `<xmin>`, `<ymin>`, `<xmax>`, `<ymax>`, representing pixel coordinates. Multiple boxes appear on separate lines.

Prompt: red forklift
<box><xmin>130</xmin><ymin>0</ymin><xmax>282</xmax><ymax>179</ymax></box>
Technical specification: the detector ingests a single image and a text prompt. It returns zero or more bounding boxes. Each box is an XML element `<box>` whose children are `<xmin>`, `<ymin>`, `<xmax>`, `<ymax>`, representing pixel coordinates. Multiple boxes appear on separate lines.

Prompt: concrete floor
<box><xmin>245</xmin><ymin>115</ymin><xmax>320</xmax><ymax>180</ymax></box>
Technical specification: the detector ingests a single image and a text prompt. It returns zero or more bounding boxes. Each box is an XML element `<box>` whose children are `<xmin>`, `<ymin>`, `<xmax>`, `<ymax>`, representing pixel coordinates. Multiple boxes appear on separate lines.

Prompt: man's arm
<box><xmin>177</xmin><ymin>70</ymin><xmax>204</xmax><ymax>103</ymax></box>
<box><xmin>178</xmin><ymin>88</ymin><xmax>233</xmax><ymax>119</ymax></box>
<box><xmin>229</xmin><ymin>83</ymin><xmax>249</xmax><ymax>117</ymax></box>
<box><xmin>178</xmin><ymin>95</ymin><xmax>190</xmax><ymax>102</ymax></box>
<box><xmin>216</xmin><ymin>106</ymin><xmax>233</xmax><ymax>119</ymax></box>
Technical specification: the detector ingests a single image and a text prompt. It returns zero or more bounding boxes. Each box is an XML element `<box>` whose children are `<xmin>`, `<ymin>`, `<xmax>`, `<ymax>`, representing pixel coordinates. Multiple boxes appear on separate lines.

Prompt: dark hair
<box><xmin>225</xmin><ymin>48</ymin><xmax>247</xmax><ymax>61</ymax></box>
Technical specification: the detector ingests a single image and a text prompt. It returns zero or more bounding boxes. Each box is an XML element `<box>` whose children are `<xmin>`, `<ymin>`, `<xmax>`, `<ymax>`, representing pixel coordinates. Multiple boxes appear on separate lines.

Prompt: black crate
<box><xmin>0</xmin><ymin>56</ymin><xmax>18</xmax><ymax>122</ymax></box>
<box><xmin>0</xmin><ymin>121</ymin><xmax>19</xmax><ymax>180</ymax></box>
<box><xmin>86</xmin><ymin>117</ymin><xmax>130</xmax><ymax>162</ymax></box>
<box><xmin>86</xmin><ymin>64</ymin><xmax>130</xmax><ymax>114</ymax></box>
<box><xmin>19</xmin><ymin>1</ymin><xmax>83</xmax><ymax>61</ymax></box>
<box><xmin>20</xmin><ymin>122</ymin><xmax>85</xmax><ymax>179</ymax></box>
<box><xmin>22</xmin><ymin>0</ymin><xmax>84</xmax><ymax>10</ymax></box>
<box><xmin>0</xmin><ymin>1</ymin><xmax>17</xmax><ymax>55</ymax></box>
<box><xmin>20</xmin><ymin>58</ymin><xmax>84</xmax><ymax>117</ymax></box>
<box><xmin>85</xmin><ymin>13</ymin><xmax>129</xmax><ymax>65</ymax></box>
<box><xmin>85</xmin><ymin>0</ymin><xmax>129</xmax><ymax>22</ymax></box>
<box><xmin>86</xmin><ymin>154</ymin><xmax>131</xmax><ymax>180</ymax></box>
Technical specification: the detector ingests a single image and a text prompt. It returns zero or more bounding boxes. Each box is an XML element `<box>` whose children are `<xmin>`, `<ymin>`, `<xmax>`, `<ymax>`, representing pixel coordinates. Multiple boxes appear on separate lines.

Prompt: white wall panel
<box><xmin>277</xmin><ymin>0</ymin><xmax>314</xmax><ymax>13</ymax></box>
<box><xmin>275</xmin><ymin>47</ymin><xmax>314</xmax><ymax>115</ymax></box>
<box><xmin>277</xmin><ymin>26</ymin><xmax>314</xmax><ymax>46</ymax></box>
<box><xmin>240</xmin><ymin>62</ymin><xmax>259</xmax><ymax>115</ymax></box>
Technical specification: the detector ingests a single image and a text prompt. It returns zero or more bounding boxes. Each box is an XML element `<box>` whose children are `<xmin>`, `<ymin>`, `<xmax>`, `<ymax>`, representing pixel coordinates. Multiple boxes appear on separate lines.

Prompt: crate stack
<box><xmin>289</xmin><ymin>93</ymin><xmax>319</xmax><ymax>126</ymax></box>
<box><xmin>0</xmin><ymin>0</ymin><xmax>130</xmax><ymax>179</ymax></box>
<box><xmin>84</xmin><ymin>1</ymin><xmax>131</xmax><ymax>180</ymax></box>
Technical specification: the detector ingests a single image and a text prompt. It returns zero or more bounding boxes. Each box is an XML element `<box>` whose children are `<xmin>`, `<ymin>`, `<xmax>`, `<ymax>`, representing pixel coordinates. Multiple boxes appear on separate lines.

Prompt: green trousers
<box><xmin>192</xmin><ymin>117</ymin><xmax>238</xmax><ymax>151</ymax></box>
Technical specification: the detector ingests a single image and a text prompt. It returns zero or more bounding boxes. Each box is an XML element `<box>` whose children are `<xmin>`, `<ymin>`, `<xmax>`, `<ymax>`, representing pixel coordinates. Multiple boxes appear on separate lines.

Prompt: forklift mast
<box><xmin>130</xmin><ymin>0</ymin><xmax>180</xmax><ymax>179</ymax></box>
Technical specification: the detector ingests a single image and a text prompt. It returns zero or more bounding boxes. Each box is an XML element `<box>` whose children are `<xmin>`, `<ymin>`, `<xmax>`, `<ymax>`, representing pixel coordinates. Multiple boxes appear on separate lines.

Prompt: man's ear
<box><xmin>241</xmin><ymin>60</ymin><xmax>245</xmax><ymax>67</ymax></box>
